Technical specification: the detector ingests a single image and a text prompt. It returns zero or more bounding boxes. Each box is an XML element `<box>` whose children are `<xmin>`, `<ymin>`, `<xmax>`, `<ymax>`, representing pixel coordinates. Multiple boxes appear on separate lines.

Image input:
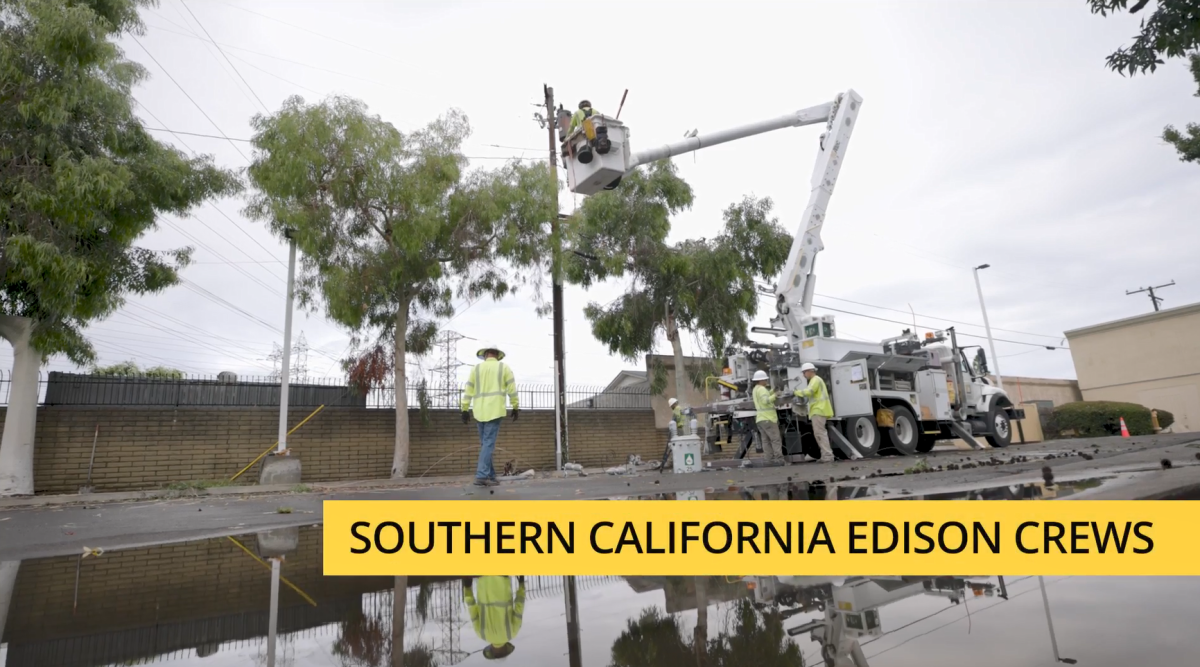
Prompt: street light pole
<box><xmin>972</xmin><ymin>264</ymin><xmax>1003</xmax><ymax>391</ymax></box>
<box><xmin>277</xmin><ymin>230</ymin><xmax>297</xmax><ymax>454</ymax></box>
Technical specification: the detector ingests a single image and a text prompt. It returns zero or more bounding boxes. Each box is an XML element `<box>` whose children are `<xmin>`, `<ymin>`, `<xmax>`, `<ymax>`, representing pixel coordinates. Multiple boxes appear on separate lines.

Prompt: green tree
<box><xmin>609</xmin><ymin>607</ymin><xmax>692</xmax><ymax>667</ymax></box>
<box><xmin>245</xmin><ymin>95</ymin><xmax>555</xmax><ymax>478</ymax></box>
<box><xmin>0</xmin><ymin>0</ymin><xmax>239</xmax><ymax>495</ymax></box>
<box><xmin>1087</xmin><ymin>1</ymin><xmax>1200</xmax><ymax>162</ymax></box>
<box><xmin>565</xmin><ymin>161</ymin><xmax>792</xmax><ymax>409</ymax></box>
<box><xmin>91</xmin><ymin>360</ymin><xmax>184</xmax><ymax>379</ymax></box>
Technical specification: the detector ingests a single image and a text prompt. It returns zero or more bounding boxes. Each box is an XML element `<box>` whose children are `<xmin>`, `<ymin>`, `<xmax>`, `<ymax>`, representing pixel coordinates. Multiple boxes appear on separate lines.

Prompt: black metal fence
<box><xmin>0</xmin><ymin>371</ymin><xmax>652</xmax><ymax>410</ymax></box>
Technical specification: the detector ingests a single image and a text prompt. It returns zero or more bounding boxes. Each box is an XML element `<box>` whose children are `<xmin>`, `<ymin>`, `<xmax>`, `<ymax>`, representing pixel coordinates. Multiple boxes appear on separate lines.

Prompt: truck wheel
<box><xmin>886</xmin><ymin>405</ymin><xmax>920</xmax><ymax>456</ymax></box>
<box><xmin>916</xmin><ymin>430</ymin><xmax>939</xmax><ymax>453</ymax></box>
<box><xmin>844</xmin><ymin>415</ymin><xmax>881</xmax><ymax>457</ymax></box>
<box><xmin>985</xmin><ymin>404</ymin><xmax>1013</xmax><ymax>448</ymax></box>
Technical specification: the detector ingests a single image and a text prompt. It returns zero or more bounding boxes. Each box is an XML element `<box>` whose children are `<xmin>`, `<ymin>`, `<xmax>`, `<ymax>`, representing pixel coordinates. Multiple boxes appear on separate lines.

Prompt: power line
<box><xmin>811</xmin><ymin>303</ymin><xmax>1068</xmax><ymax>349</ymax></box>
<box><xmin>186</xmin><ymin>214</ymin><xmax>285</xmax><ymax>283</ymax></box>
<box><xmin>180</xmin><ymin>0</ymin><xmax>271</xmax><ymax>113</ymax></box>
<box><xmin>213</xmin><ymin>1</ymin><xmax>403</xmax><ymax>64</ymax></box>
<box><xmin>205</xmin><ymin>204</ymin><xmax>286</xmax><ymax>264</ymax></box>
<box><xmin>166</xmin><ymin>0</ymin><xmax>262</xmax><ymax>114</ymax></box>
<box><xmin>133</xmin><ymin>98</ymin><xmax>199</xmax><ymax>154</ymax></box>
<box><xmin>812</xmin><ymin>293</ymin><xmax>1064</xmax><ymax>340</ymax></box>
<box><xmin>161</xmin><ymin>219</ymin><xmax>282</xmax><ymax>296</ymax></box>
<box><xmin>128</xmin><ymin>34</ymin><xmax>251</xmax><ymax>163</ymax></box>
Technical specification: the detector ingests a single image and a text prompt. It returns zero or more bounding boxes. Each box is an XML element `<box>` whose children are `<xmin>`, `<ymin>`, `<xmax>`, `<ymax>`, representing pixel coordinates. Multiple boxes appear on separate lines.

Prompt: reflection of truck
<box><xmin>560</xmin><ymin>90</ymin><xmax>1022</xmax><ymax>460</ymax></box>
<box><xmin>740</xmin><ymin>576</ymin><xmax>997</xmax><ymax>667</ymax></box>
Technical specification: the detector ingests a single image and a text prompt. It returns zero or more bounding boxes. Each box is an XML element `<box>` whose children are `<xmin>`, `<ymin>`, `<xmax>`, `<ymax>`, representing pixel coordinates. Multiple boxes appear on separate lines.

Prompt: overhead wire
<box><xmin>161</xmin><ymin>219</ymin><xmax>282</xmax><ymax>296</ymax></box>
<box><xmin>184</xmin><ymin>215</ymin><xmax>285</xmax><ymax>283</ymax></box>
<box><xmin>810</xmin><ymin>303</ymin><xmax>1069</xmax><ymax>349</ymax></box>
<box><xmin>213</xmin><ymin>0</ymin><xmax>403</xmax><ymax>64</ymax></box>
<box><xmin>128</xmin><ymin>34</ymin><xmax>251</xmax><ymax>163</ymax></box>
<box><xmin>179</xmin><ymin>0</ymin><xmax>271</xmax><ymax>113</ymax></box>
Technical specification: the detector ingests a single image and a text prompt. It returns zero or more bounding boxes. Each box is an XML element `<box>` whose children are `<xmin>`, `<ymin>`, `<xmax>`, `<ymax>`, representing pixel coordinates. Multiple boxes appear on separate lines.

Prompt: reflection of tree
<box><xmin>334</xmin><ymin>609</ymin><xmax>388</xmax><ymax>667</ymax></box>
<box><xmin>706</xmin><ymin>599</ymin><xmax>803</xmax><ymax>667</ymax></box>
<box><xmin>609</xmin><ymin>599</ymin><xmax>803</xmax><ymax>667</ymax></box>
<box><xmin>610</xmin><ymin>608</ymin><xmax>692</xmax><ymax>667</ymax></box>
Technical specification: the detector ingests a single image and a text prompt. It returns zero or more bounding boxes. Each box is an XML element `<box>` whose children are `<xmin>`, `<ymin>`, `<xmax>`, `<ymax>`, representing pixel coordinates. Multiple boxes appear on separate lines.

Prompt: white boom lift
<box><xmin>563</xmin><ymin>91</ymin><xmax>1024</xmax><ymax>461</ymax></box>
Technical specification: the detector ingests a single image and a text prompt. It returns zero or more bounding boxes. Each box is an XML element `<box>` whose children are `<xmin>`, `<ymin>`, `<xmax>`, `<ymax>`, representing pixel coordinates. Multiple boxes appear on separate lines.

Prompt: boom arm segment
<box><xmin>628</xmin><ymin>103</ymin><xmax>833</xmax><ymax>169</ymax></box>
<box><xmin>773</xmin><ymin>90</ymin><xmax>862</xmax><ymax>336</ymax></box>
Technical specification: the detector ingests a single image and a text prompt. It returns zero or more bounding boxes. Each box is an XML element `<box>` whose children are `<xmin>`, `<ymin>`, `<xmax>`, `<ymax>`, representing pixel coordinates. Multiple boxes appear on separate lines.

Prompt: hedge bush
<box><xmin>1049</xmin><ymin>401</ymin><xmax>1174</xmax><ymax>438</ymax></box>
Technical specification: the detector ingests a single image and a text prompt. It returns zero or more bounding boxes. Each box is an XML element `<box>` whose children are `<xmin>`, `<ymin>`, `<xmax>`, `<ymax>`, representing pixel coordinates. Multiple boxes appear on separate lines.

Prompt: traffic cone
<box><xmin>1119</xmin><ymin>417</ymin><xmax>1130</xmax><ymax>438</ymax></box>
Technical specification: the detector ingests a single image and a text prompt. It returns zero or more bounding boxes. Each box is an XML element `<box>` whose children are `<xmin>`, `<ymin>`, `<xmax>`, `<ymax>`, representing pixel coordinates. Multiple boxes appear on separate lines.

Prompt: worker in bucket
<box><xmin>569</xmin><ymin>99</ymin><xmax>599</xmax><ymax>136</ymax></box>
<box><xmin>794</xmin><ymin>363</ymin><xmax>835</xmax><ymax>463</ymax></box>
<box><xmin>461</xmin><ymin>343</ymin><xmax>519</xmax><ymax>487</ymax></box>
<box><xmin>462</xmin><ymin>575</ymin><xmax>526</xmax><ymax>660</ymax></box>
<box><xmin>751</xmin><ymin>370</ymin><xmax>787</xmax><ymax>465</ymax></box>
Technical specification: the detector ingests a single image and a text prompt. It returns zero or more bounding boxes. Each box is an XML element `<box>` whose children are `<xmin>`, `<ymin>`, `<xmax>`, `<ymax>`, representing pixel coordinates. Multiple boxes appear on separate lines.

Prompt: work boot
<box><xmin>485</xmin><ymin>478</ymin><xmax>500</xmax><ymax>487</ymax></box>
<box><xmin>473</xmin><ymin>479</ymin><xmax>489</xmax><ymax>487</ymax></box>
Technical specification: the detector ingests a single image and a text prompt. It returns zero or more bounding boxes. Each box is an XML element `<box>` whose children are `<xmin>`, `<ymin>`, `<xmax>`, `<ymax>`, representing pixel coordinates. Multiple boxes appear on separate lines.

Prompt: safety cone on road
<box><xmin>1119</xmin><ymin>417</ymin><xmax>1131</xmax><ymax>438</ymax></box>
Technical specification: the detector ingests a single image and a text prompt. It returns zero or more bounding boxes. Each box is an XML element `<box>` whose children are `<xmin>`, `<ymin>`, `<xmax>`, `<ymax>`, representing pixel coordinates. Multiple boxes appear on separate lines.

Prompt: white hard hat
<box><xmin>476</xmin><ymin>343</ymin><xmax>505</xmax><ymax>360</ymax></box>
<box><xmin>752</xmin><ymin>370</ymin><xmax>769</xmax><ymax>381</ymax></box>
<box><xmin>800</xmin><ymin>363</ymin><xmax>817</xmax><ymax>372</ymax></box>
<box><xmin>668</xmin><ymin>398</ymin><xmax>678</xmax><ymax>407</ymax></box>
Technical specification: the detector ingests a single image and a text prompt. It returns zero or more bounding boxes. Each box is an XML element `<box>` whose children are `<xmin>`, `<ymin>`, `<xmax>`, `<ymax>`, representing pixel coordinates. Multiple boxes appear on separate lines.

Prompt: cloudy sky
<box><xmin>7</xmin><ymin>0</ymin><xmax>1198</xmax><ymax>391</ymax></box>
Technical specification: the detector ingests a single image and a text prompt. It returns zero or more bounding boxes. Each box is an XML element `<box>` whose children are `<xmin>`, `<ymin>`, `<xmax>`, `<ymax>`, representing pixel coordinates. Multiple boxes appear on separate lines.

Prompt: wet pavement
<box><xmin>2</xmin><ymin>478</ymin><xmax>1199</xmax><ymax>667</ymax></box>
<box><xmin>3</xmin><ymin>433</ymin><xmax>1200</xmax><ymax>561</ymax></box>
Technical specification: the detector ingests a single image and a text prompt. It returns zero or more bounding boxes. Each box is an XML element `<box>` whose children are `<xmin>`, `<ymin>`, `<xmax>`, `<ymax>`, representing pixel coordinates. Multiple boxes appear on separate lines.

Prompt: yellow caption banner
<box><xmin>322</xmin><ymin>500</ymin><xmax>1200</xmax><ymax>576</ymax></box>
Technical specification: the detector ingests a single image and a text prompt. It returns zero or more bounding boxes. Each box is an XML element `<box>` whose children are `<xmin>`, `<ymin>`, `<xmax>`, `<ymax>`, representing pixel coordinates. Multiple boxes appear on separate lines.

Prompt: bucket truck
<box><xmin>562</xmin><ymin>91</ymin><xmax>1023</xmax><ymax>461</ymax></box>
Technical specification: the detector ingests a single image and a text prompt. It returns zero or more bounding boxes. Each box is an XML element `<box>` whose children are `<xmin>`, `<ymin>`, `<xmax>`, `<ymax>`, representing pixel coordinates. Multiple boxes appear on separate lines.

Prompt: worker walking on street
<box><xmin>795</xmin><ymin>362</ymin><xmax>835</xmax><ymax>463</ymax></box>
<box><xmin>752</xmin><ymin>370</ymin><xmax>787</xmax><ymax>465</ymax></box>
<box><xmin>461</xmin><ymin>343</ymin><xmax>519</xmax><ymax>487</ymax></box>
<box><xmin>462</xmin><ymin>575</ymin><xmax>526</xmax><ymax>660</ymax></box>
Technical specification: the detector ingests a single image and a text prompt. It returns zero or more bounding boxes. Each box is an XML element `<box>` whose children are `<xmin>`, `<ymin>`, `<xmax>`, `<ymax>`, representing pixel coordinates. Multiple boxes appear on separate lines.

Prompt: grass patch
<box><xmin>291</xmin><ymin>484</ymin><xmax>312</xmax><ymax>493</ymax></box>
<box><xmin>904</xmin><ymin>459</ymin><xmax>931</xmax><ymax>475</ymax></box>
<box><xmin>164</xmin><ymin>479</ymin><xmax>234</xmax><ymax>491</ymax></box>
<box><xmin>276</xmin><ymin>506</ymin><xmax>293</xmax><ymax>514</ymax></box>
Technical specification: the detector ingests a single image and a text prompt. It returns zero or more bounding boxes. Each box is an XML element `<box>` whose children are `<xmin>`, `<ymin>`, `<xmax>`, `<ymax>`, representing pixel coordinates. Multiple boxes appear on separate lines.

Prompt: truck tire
<box><xmin>844</xmin><ymin>415</ymin><xmax>881</xmax><ymax>457</ymax></box>
<box><xmin>985</xmin><ymin>403</ymin><xmax>1013</xmax><ymax>448</ymax></box>
<box><xmin>916</xmin><ymin>429</ymin><xmax>939</xmax><ymax>454</ymax></box>
<box><xmin>886</xmin><ymin>405</ymin><xmax>920</xmax><ymax>456</ymax></box>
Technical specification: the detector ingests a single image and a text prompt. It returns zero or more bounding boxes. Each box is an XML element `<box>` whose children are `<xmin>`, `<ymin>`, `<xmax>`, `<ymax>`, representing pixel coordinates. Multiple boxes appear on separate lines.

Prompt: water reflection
<box><xmin>2</xmin><ymin>527</ymin><xmax>1199</xmax><ymax>666</ymax></box>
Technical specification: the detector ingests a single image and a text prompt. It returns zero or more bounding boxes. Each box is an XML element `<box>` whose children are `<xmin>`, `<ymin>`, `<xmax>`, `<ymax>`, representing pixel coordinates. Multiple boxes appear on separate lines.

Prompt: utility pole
<box><xmin>277</xmin><ymin>229</ymin><xmax>297</xmax><ymax>454</ymax></box>
<box><xmin>1126</xmin><ymin>280</ymin><xmax>1175</xmax><ymax>312</ymax></box>
<box><xmin>544</xmin><ymin>84</ymin><xmax>569</xmax><ymax>469</ymax></box>
<box><xmin>972</xmin><ymin>264</ymin><xmax>1003</xmax><ymax>391</ymax></box>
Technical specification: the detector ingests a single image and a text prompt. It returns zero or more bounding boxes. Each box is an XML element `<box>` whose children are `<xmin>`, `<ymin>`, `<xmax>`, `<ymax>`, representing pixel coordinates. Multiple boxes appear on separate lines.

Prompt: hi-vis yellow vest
<box><xmin>753</xmin><ymin>384</ymin><xmax>778</xmax><ymax>423</ymax></box>
<box><xmin>464</xmin><ymin>576</ymin><xmax>525</xmax><ymax>647</ymax></box>
<box><xmin>461</xmin><ymin>359</ymin><xmax>518</xmax><ymax>422</ymax></box>
<box><xmin>796</xmin><ymin>375</ymin><xmax>834</xmax><ymax>418</ymax></box>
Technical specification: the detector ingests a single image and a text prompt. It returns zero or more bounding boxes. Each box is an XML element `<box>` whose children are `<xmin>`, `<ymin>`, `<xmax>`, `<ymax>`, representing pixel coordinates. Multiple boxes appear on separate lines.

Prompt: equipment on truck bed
<box><xmin>563</xmin><ymin>90</ymin><xmax>1024</xmax><ymax>461</ymax></box>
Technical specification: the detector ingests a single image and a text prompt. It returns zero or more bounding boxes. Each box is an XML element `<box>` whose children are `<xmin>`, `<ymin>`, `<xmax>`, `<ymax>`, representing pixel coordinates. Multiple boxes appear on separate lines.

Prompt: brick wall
<box><xmin>0</xmin><ymin>406</ymin><xmax>664</xmax><ymax>494</ymax></box>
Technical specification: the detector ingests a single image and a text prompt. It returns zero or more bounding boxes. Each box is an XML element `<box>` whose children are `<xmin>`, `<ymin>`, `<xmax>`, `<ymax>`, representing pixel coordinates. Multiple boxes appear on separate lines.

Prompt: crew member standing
<box><xmin>795</xmin><ymin>362</ymin><xmax>835</xmax><ymax>463</ymax></box>
<box><xmin>751</xmin><ymin>370</ymin><xmax>787</xmax><ymax>465</ymax></box>
<box><xmin>461</xmin><ymin>343</ymin><xmax>519</xmax><ymax>487</ymax></box>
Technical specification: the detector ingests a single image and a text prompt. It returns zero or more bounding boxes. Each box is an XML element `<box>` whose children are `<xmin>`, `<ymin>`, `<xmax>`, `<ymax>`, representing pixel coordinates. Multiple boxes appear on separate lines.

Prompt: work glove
<box><xmin>461</xmin><ymin>411</ymin><xmax>470</xmax><ymax>424</ymax></box>
<box><xmin>511</xmin><ymin>408</ymin><xmax>520</xmax><ymax>422</ymax></box>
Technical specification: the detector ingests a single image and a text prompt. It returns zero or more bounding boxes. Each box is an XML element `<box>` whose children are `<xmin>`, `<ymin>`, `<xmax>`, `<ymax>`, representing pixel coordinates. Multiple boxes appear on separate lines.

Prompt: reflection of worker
<box><xmin>794</xmin><ymin>363</ymin><xmax>834</xmax><ymax>463</ymax></box>
<box><xmin>752</xmin><ymin>370</ymin><xmax>786</xmax><ymax>465</ymax></box>
<box><xmin>461</xmin><ymin>344</ymin><xmax>519</xmax><ymax>487</ymax></box>
<box><xmin>569</xmin><ymin>100</ymin><xmax>600</xmax><ymax>136</ymax></box>
<box><xmin>463</xmin><ymin>575</ymin><xmax>526</xmax><ymax>660</ymax></box>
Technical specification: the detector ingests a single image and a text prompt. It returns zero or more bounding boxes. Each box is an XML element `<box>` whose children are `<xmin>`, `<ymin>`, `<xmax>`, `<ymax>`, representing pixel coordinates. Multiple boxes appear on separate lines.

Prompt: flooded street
<box><xmin>2</xmin><ymin>515</ymin><xmax>1198</xmax><ymax>666</ymax></box>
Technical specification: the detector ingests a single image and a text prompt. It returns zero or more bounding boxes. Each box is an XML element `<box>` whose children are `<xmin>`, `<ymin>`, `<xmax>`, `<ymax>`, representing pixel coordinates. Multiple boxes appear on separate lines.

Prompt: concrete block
<box><xmin>255</xmin><ymin>526</ymin><xmax>300</xmax><ymax>558</ymax></box>
<box><xmin>258</xmin><ymin>453</ymin><xmax>302</xmax><ymax>486</ymax></box>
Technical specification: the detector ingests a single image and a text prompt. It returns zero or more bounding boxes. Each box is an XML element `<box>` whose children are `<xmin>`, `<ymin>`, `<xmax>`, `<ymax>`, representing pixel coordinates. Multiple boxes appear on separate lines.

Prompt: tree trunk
<box><xmin>391</xmin><ymin>576</ymin><xmax>407</xmax><ymax>667</ymax></box>
<box><xmin>665</xmin><ymin>303</ymin><xmax>688</xmax><ymax>423</ymax></box>
<box><xmin>392</xmin><ymin>304</ymin><xmax>411</xmax><ymax>478</ymax></box>
<box><xmin>0</xmin><ymin>316</ymin><xmax>42</xmax><ymax>496</ymax></box>
<box><xmin>693</xmin><ymin>575</ymin><xmax>708</xmax><ymax>666</ymax></box>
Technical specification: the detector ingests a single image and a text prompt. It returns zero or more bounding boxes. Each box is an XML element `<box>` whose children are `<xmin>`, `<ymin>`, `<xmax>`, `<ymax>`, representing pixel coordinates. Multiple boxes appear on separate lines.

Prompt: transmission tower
<box><xmin>431</xmin><ymin>580</ymin><xmax>469</xmax><ymax>665</ymax></box>
<box><xmin>428</xmin><ymin>330</ymin><xmax>469</xmax><ymax>408</ymax></box>
<box><xmin>266</xmin><ymin>331</ymin><xmax>309</xmax><ymax>382</ymax></box>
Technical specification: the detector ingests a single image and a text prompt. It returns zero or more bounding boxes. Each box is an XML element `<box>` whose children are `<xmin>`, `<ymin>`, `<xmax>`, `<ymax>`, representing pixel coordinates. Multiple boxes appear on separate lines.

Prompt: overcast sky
<box><xmin>6</xmin><ymin>0</ymin><xmax>1198</xmax><ymax>391</ymax></box>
